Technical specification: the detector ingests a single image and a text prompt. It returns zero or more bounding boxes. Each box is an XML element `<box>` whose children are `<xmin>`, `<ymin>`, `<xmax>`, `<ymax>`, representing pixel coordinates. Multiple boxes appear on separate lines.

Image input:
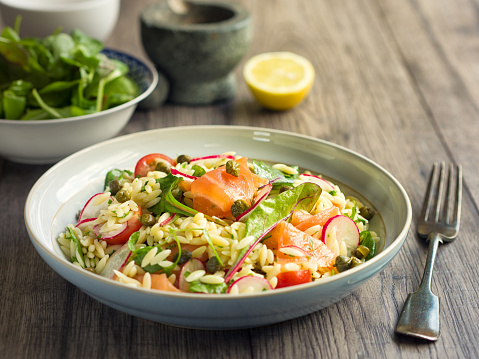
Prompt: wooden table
<box><xmin>1</xmin><ymin>0</ymin><xmax>478</xmax><ymax>357</ymax></box>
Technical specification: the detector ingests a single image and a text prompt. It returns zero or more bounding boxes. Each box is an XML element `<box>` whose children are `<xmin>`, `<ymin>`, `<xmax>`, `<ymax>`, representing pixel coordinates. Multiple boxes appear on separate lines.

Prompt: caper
<box><xmin>115</xmin><ymin>189</ymin><xmax>131</xmax><ymax>203</ymax></box>
<box><xmin>108</xmin><ymin>179</ymin><xmax>122</xmax><ymax>195</ymax></box>
<box><xmin>177</xmin><ymin>154</ymin><xmax>191</xmax><ymax>164</ymax></box>
<box><xmin>140</xmin><ymin>214</ymin><xmax>156</xmax><ymax>227</ymax></box>
<box><xmin>226</xmin><ymin>160</ymin><xmax>240</xmax><ymax>177</ymax></box>
<box><xmin>334</xmin><ymin>255</ymin><xmax>352</xmax><ymax>273</ymax></box>
<box><xmin>359</xmin><ymin>205</ymin><xmax>375</xmax><ymax>220</ymax></box>
<box><xmin>279</xmin><ymin>185</ymin><xmax>292</xmax><ymax>193</ymax></box>
<box><xmin>350</xmin><ymin>257</ymin><xmax>363</xmax><ymax>268</ymax></box>
<box><xmin>173</xmin><ymin>250</ymin><xmax>193</xmax><ymax>266</ymax></box>
<box><xmin>155</xmin><ymin>161</ymin><xmax>170</xmax><ymax>174</ymax></box>
<box><xmin>231</xmin><ymin>199</ymin><xmax>250</xmax><ymax>218</ymax></box>
<box><xmin>206</xmin><ymin>256</ymin><xmax>221</xmax><ymax>274</ymax></box>
<box><xmin>352</xmin><ymin>245</ymin><xmax>370</xmax><ymax>260</ymax></box>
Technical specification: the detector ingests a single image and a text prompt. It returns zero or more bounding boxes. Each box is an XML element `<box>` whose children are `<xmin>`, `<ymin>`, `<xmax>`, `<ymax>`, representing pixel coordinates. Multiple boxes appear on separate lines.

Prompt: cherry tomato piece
<box><xmin>275</xmin><ymin>270</ymin><xmax>312</xmax><ymax>289</ymax></box>
<box><xmin>104</xmin><ymin>207</ymin><xmax>143</xmax><ymax>245</ymax></box>
<box><xmin>134</xmin><ymin>153</ymin><xmax>176</xmax><ymax>177</ymax></box>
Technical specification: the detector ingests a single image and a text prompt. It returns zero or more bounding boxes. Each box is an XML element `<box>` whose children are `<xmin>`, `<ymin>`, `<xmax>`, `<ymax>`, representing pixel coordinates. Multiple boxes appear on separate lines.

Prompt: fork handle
<box><xmin>419</xmin><ymin>232</ymin><xmax>443</xmax><ymax>290</ymax></box>
<box><xmin>395</xmin><ymin>233</ymin><xmax>442</xmax><ymax>340</ymax></box>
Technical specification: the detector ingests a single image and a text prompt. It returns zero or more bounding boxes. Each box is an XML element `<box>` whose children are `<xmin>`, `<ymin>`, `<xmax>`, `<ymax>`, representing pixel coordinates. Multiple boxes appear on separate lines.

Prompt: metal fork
<box><xmin>395</xmin><ymin>162</ymin><xmax>462</xmax><ymax>341</ymax></box>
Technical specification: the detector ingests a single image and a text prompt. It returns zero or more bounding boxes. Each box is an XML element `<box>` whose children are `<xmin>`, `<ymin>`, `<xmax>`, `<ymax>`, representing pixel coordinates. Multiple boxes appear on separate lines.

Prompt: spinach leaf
<box><xmin>245</xmin><ymin>182</ymin><xmax>321</xmax><ymax>240</ymax></box>
<box><xmin>149</xmin><ymin>173</ymin><xmax>182</xmax><ymax>216</ymax></box>
<box><xmin>359</xmin><ymin>230</ymin><xmax>376</xmax><ymax>260</ymax></box>
<box><xmin>104</xmin><ymin>169</ymin><xmax>133</xmax><ymax>190</ymax></box>
<box><xmin>252</xmin><ymin>160</ymin><xmax>299</xmax><ymax>188</ymax></box>
<box><xmin>225</xmin><ymin>182</ymin><xmax>322</xmax><ymax>282</ymax></box>
<box><xmin>149</xmin><ymin>173</ymin><xmax>227</xmax><ymax>226</ymax></box>
<box><xmin>127</xmin><ymin>231</ymin><xmax>178</xmax><ymax>275</ymax></box>
<box><xmin>188</xmin><ymin>280</ymin><xmax>228</xmax><ymax>294</ymax></box>
<box><xmin>0</xmin><ymin>21</ymin><xmax>138</xmax><ymax>120</ymax></box>
<box><xmin>191</xmin><ymin>165</ymin><xmax>206</xmax><ymax>177</ymax></box>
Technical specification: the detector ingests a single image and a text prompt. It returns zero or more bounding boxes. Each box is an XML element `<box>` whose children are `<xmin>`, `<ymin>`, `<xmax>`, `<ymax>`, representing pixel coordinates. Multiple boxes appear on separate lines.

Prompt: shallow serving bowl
<box><xmin>0</xmin><ymin>0</ymin><xmax>120</xmax><ymax>41</ymax></box>
<box><xmin>0</xmin><ymin>49</ymin><xmax>158</xmax><ymax>164</ymax></box>
<box><xmin>25</xmin><ymin>126</ymin><xmax>411</xmax><ymax>330</ymax></box>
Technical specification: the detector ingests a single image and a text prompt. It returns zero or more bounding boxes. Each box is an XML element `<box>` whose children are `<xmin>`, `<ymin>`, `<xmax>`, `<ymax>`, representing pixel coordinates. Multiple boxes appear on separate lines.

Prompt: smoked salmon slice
<box><xmin>134</xmin><ymin>273</ymin><xmax>181</xmax><ymax>292</ymax></box>
<box><xmin>291</xmin><ymin>206</ymin><xmax>340</xmax><ymax>232</ymax></box>
<box><xmin>264</xmin><ymin>221</ymin><xmax>336</xmax><ymax>268</ymax></box>
<box><xmin>191</xmin><ymin>157</ymin><xmax>258</xmax><ymax>220</ymax></box>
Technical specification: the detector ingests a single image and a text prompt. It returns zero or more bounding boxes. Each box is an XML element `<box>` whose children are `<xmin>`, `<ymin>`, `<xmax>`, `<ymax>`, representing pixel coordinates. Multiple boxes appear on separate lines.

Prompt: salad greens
<box><xmin>225</xmin><ymin>182</ymin><xmax>322</xmax><ymax>282</ymax></box>
<box><xmin>0</xmin><ymin>18</ymin><xmax>139</xmax><ymax>120</ymax></box>
<box><xmin>252</xmin><ymin>160</ymin><xmax>299</xmax><ymax>188</ymax></box>
<box><xmin>359</xmin><ymin>230</ymin><xmax>376</xmax><ymax>261</ymax></box>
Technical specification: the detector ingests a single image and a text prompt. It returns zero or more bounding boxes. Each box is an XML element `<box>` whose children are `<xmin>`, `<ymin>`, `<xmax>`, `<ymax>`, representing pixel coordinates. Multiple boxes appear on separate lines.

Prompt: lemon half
<box><xmin>243</xmin><ymin>52</ymin><xmax>315</xmax><ymax>111</ymax></box>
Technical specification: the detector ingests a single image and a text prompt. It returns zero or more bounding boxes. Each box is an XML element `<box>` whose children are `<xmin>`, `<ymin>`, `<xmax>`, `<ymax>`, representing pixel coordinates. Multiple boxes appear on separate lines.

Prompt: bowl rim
<box><xmin>24</xmin><ymin>125</ymin><xmax>412</xmax><ymax>300</ymax></box>
<box><xmin>0</xmin><ymin>47</ymin><xmax>158</xmax><ymax>126</ymax></box>
<box><xmin>0</xmin><ymin>0</ymin><xmax>119</xmax><ymax>12</ymax></box>
<box><xmin>140</xmin><ymin>1</ymin><xmax>251</xmax><ymax>32</ymax></box>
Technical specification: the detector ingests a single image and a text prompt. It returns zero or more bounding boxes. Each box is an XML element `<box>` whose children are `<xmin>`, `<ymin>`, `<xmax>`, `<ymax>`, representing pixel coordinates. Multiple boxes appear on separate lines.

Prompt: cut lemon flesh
<box><xmin>243</xmin><ymin>52</ymin><xmax>315</xmax><ymax>111</ymax></box>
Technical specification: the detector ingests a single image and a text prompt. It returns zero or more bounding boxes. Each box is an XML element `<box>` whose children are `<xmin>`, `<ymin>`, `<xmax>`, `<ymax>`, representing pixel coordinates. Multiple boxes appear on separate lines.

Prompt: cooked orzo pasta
<box><xmin>57</xmin><ymin>152</ymin><xmax>380</xmax><ymax>294</ymax></box>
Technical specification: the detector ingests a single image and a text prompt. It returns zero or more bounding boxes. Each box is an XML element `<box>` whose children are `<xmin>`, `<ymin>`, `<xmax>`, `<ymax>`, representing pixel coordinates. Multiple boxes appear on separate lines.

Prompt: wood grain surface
<box><xmin>1</xmin><ymin>0</ymin><xmax>478</xmax><ymax>358</ymax></box>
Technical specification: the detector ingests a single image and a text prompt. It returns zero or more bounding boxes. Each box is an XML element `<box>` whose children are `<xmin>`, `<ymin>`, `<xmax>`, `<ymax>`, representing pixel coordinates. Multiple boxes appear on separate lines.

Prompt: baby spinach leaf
<box><xmin>188</xmin><ymin>281</ymin><xmax>228</xmax><ymax>294</ymax></box>
<box><xmin>359</xmin><ymin>230</ymin><xmax>376</xmax><ymax>260</ymax></box>
<box><xmin>245</xmin><ymin>182</ymin><xmax>321</xmax><ymax>240</ymax></box>
<box><xmin>0</xmin><ymin>22</ymin><xmax>138</xmax><ymax>120</ymax></box>
<box><xmin>104</xmin><ymin>169</ymin><xmax>133</xmax><ymax>189</ymax></box>
<box><xmin>252</xmin><ymin>160</ymin><xmax>299</xmax><ymax>187</ymax></box>
<box><xmin>225</xmin><ymin>182</ymin><xmax>322</xmax><ymax>282</ymax></box>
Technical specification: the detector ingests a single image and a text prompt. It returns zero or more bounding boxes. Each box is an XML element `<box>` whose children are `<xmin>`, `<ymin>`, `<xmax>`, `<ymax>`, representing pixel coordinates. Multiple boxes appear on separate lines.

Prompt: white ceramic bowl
<box><xmin>25</xmin><ymin>126</ymin><xmax>412</xmax><ymax>329</ymax></box>
<box><xmin>0</xmin><ymin>49</ymin><xmax>158</xmax><ymax>164</ymax></box>
<box><xmin>0</xmin><ymin>0</ymin><xmax>120</xmax><ymax>41</ymax></box>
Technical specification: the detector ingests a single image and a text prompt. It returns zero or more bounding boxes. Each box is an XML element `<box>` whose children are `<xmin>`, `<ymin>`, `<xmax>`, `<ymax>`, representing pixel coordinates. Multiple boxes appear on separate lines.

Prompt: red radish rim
<box><xmin>170</xmin><ymin>168</ymin><xmax>197</xmax><ymax>180</ymax></box>
<box><xmin>300</xmin><ymin>173</ymin><xmax>335</xmax><ymax>192</ymax></box>
<box><xmin>321</xmin><ymin>214</ymin><xmax>360</xmax><ymax>245</ymax></box>
<box><xmin>236</xmin><ymin>183</ymin><xmax>272</xmax><ymax>221</ymax></box>
<box><xmin>189</xmin><ymin>154</ymin><xmax>235</xmax><ymax>163</ymax></box>
<box><xmin>94</xmin><ymin>222</ymin><xmax>127</xmax><ymax>239</ymax></box>
<box><xmin>179</xmin><ymin>258</ymin><xmax>205</xmax><ymax>292</ymax></box>
<box><xmin>160</xmin><ymin>213</ymin><xmax>176</xmax><ymax>226</ymax></box>
<box><xmin>78</xmin><ymin>193</ymin><xmax>111</xmax><ymax>224</ymax></box>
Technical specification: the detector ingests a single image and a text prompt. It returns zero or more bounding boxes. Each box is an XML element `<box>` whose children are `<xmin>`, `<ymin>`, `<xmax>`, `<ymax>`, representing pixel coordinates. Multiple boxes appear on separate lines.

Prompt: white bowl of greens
<box><xmin>0</xmin><ymin>0</ymin><xmax>120</xmax><ymax>42</ymax></box>
<box><xmin>25</xmin><ymin>126</ymin><xmax>412</xmax><ymax>329</ymax></box>
<box><xmin>0</xmin><ymin>24</ymin><xmax>158</xmax><ymax>164</ymax></box>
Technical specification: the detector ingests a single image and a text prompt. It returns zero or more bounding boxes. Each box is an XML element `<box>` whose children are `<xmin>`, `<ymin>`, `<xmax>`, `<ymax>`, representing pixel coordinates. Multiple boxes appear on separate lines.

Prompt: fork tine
<box><xmin>452</xmin><ymin>164</ymin><xmax>462</xmax><ymax>226</ymax></box>
<box><xmin>420</xmin><ymin>163</ymin><xmax>439</xmax><ymax>222</ymax></box>
<box><xmin>434</xmin><ymin>162</ymin><xmax>446</xmax><ymax>222</ymax></box>
<box><xmin>442</xmin><ymin>163</ymin><xmax>453</xmax><ymax>223</ymax></box>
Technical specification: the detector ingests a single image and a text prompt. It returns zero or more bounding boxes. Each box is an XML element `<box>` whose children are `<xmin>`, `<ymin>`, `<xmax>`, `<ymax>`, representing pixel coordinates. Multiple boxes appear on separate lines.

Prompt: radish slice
<box><xmin>189</xmin><ymin>154</ymin><xmax>235</xmax><ymax>163</ymax></box>
<box><xmin>321</xmin><ymin>215</ymin><xmax>360</xmax><ymax>256</ymax></box>
<box><xmin>94</xmin><ymin>222</ymin><xmax>128</xmax><ymax>240</ymax></box>
<box><xmin>76</xmin><ymin>217</ymin><xmax>96</xmax><ymax>232</ymax></box>
<box><xmin>160</xmin><ymin>213</ymin><xmax>176</xmax><ymax>226</ymax></box>
<box><xmin>300</xmin><ymin>174</ymin><xmax>335</xmax><ymax>192</ymax></box>
<box><xmin>227</xmin><ymin>276</ymin><xmax>273</xmax><ymax>294</ymax></box>
<box><xmin>78</xmin><ymin>193</ymin><xmax>112</xmax><ymax>223</ymax></box>
<box><xmin>179</xmin><ymin>258</ymin><xmax>205</xmax><ymax>292</ymax></box>
<box><xmin>99</xmin><ymin>243</ymin><xmax>131</xmax><ymax>279</ymax></box>
<box><xmin>170</xmin><ymin>168</ymin><xmax>197</xmax><ymax>180</ymax></box>
<box><xmin>236</xmin><ymin>183</ymin><xmax>273</xmax><ymax>222</ymax></box>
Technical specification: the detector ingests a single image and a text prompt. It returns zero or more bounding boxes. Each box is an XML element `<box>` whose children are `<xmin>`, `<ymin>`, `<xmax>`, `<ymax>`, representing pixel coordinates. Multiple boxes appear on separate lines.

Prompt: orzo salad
<box><xmin>57</xmin><ymin>152</ymin><xmax>380</xmax><ymax>294</ymax></box>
